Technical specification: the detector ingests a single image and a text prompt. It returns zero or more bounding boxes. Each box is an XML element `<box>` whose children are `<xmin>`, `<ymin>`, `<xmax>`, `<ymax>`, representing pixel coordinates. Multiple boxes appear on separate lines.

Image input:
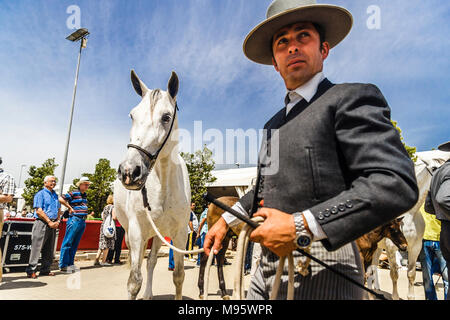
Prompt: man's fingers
<box><xmin>203</xmin><ymin>235</ymin><xmax>213</xmax><ymax>256</ymax></box>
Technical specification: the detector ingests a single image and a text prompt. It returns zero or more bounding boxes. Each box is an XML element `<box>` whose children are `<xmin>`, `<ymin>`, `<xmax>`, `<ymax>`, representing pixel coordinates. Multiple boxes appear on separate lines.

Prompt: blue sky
<box><xmin>1</xmin><ymin>0</ymin><xmax>449</xmax><ymax>186</ymax></box>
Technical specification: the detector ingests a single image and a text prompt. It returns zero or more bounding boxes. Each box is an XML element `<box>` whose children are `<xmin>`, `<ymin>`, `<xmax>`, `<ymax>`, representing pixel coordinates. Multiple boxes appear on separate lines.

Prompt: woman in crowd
<box><xmin>94</xmin><ymin>195</ymin><xmax>115</xmax><ymax>266</ymax></box>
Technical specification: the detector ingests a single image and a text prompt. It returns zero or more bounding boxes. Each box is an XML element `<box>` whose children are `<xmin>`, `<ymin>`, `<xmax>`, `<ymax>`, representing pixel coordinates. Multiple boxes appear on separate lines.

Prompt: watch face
<box><xmin>297</xmin><ymin>235</ymin><xmax>311</xmax><ymax>248</ymax></box>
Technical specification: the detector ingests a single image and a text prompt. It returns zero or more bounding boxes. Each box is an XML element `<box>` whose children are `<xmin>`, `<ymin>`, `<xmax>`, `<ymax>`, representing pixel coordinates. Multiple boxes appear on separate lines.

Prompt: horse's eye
<box><xmin>162</xmin><ymin>114</ymin><xmax>171</xmax><ymax>123</ymax></box>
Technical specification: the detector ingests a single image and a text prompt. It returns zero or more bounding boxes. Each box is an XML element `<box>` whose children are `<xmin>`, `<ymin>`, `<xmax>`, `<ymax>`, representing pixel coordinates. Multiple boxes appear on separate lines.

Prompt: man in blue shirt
<box><xmin>58</xmin><ymin>176</ymin><xmax>91</xmax><ymax>273</ymax></box>
<box><xmin>26</xmin><ymin>175</ymin><xmax>61</xmax><ymax>278</ymax></box>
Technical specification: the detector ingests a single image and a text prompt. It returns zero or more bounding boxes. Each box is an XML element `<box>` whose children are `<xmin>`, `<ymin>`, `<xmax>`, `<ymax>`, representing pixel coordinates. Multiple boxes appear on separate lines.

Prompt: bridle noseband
<box><xmin>127</xmin><ymin>102</ymin><xmax>179</xmax><ymax>164</ymax></box>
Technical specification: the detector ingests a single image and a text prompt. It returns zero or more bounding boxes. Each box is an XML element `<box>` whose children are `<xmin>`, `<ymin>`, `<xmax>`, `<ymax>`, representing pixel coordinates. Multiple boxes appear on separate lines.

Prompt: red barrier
<box><xmin>5</xmin><ymin>218</ymin><xmax>171</xmax><ymax>251</ymax></box>
<box><xmin>55</xmin><ymin>219</ymin><xmax>163</xmax><ymax>250</ymax></box>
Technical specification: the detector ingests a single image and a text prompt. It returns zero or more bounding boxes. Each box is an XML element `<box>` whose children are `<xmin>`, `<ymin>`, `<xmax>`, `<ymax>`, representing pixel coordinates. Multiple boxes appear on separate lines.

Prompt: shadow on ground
<box><xmin>0</xmin><ymin>279</ymin><xmax>47</xmax><ymax>290</ymax></box>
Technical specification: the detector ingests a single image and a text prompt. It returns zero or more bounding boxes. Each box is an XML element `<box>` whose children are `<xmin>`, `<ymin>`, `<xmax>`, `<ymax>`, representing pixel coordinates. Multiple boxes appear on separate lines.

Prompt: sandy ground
<box><xmin>0</xmin><ymin>247</ymin><xmax>446</xmax><ymax>300</ymax></box>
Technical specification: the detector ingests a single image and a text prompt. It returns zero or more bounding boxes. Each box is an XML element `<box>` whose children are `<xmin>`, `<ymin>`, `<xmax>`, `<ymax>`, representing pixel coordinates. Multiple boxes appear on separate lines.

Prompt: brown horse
<box><xmin>356</xmin><ymin>217</ymin><xmax>407</xmax><ymax>275</ymax></box>
<box><xmin>197</xmin><ymin>196</ymin><xmax>243</xmax><ymax>300</ymax></box>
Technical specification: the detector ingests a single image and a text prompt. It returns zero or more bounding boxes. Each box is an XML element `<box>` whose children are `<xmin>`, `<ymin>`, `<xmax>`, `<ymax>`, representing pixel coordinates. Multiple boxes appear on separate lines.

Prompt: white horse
<box><xmin>368</xmin><ymin>153</ymin><xmax>449</xmax><ymax>300</ymax></box>
<box><xmin>114</xmin><ymin>70</ymin><xmax>191</xmax><ymax>300</ymax></box>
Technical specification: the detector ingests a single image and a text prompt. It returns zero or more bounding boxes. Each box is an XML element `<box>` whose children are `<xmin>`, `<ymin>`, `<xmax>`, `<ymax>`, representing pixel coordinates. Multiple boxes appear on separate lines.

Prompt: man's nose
<box><xmin>289</xmin><ymin>46</ymin><xmax>299</xmax><ymax>54</ymax></box>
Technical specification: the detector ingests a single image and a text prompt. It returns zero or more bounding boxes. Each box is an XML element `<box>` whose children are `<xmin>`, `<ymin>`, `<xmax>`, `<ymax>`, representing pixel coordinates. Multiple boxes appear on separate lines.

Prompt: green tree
<box><xmin>392</xmin><ymin>120</ymin><xmax>417</xmax><ymax>162</ymax></box>
<box><xmin>181</xmin><ymin>146</ymin><xmax>217</xmax><ymax>213</ymax></box>
<box><xmin>70</xmin><ymin>159</ymin><xmax>117</xmax><ymax>218</ymax></box>
<box><xmin>22</xmin><ymin>158</ymin><xmax>59</xmax><ymax>207</ymax></box>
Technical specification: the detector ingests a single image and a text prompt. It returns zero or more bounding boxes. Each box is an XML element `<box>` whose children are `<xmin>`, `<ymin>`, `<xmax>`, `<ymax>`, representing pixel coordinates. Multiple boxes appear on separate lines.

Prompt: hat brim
<box><xmin>76</xmin><ymin>181</ymin><xmax>91</xmax><ymax>187</ymax></box>
<box><xmin>438</xmin><ymin>142</ymin><xmax>450</xmax><ymax>152</ymax></box>
<box><xmin>243</xmin><ymin>4</ymin><xmax>353</xmax><ymax>65</ymax></box>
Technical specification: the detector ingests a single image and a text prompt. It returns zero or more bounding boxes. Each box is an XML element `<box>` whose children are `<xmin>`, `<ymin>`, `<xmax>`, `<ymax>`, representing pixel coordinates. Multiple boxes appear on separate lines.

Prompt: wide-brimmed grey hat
<box><xmin>243</xmin><ymin>0</ymin><xmax>353</xmax><ymax>65</ymax></box>
<box><xmin>76</xmin><ymin>176</ymin><xmax>92</xmax><ymax>187</ymax></box>
<box><xmin>438</xmin><ymin>141</ymin><xmax>450</xmax><ymax>152</ymax></box>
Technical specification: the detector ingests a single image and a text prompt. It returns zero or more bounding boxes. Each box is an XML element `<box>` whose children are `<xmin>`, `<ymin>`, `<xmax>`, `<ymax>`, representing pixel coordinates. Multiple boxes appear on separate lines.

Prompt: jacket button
<box><xmin>323</xmin><ymin>209</ymin><xmax>331</xmax><ymax>217</ymax></box>
<box><xmin>338</xmin><ymin>204</ymin><xmax>346</xmax><ymax>212</ymax></box>
<box><xmin>331</xmin><ymin>206</ymin><xmax>338</xmax><ymax>214</ymax></box>
<box><xmin>318</xmin><ymin>213</ymin><xmax>325</xmax><ymax>220</ymax></box>
<box><xmin>346</xmin><ymin>200</ymin><xmax>353</xmax><ymax>208</ymax></box>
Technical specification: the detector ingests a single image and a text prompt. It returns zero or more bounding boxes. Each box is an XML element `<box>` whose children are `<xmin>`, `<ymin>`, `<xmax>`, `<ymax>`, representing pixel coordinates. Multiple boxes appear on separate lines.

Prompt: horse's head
<box><xmin>118</xmin><ymin>70</ymin><xmax>179</xmax><ymax>190</ymax></box>
<box><xmin>383</xmin><ymin>217</ymin><xmax>408</xmax><ymax>252</ymax></box>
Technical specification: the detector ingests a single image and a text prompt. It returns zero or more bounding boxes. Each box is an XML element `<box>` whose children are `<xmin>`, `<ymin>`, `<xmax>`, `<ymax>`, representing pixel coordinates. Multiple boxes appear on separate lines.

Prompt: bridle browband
<box><xmin>127</xmin><ymin>102</ymin><xmax>179</xmax><ymax>164</ymax></box>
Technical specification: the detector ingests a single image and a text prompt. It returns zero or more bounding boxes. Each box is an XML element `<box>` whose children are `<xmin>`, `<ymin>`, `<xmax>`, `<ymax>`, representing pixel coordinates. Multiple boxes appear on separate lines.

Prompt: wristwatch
<box><xmin>293</xmin><ymin>212</ymin><xmax>312</xmax><ymax>249</ymax></box>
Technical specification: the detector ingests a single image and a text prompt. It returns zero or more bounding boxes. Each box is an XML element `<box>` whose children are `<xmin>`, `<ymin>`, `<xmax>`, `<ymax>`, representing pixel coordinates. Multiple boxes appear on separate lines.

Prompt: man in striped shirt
<box><xmin>58</xmin><ymin>176</ymin><xmax>91</xmax><ymax>273</ymax></box>
<box><xmin>0</xmin><ymin>157</ymin><xmax>16</xmax><ymax>281</ymax></box>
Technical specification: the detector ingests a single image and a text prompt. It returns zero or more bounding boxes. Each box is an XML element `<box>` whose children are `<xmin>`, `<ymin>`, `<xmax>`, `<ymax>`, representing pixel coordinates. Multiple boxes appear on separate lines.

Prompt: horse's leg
<box><xmin>406</xmin><ymin>240</ymin><xmax>421</xmax><ymax>300</ymax></box>
<box><xmin>127</xmin><ymin>223</ymin><xmax>145</xmax><ymax>300</ymax></box>
<box><xmin>198</xmin><ymin>251</ymin><xmax>208</xmax><ymax>299</ymax></box>
<box><xmin>143</xmin><ymin>237</ymin><xmax>162</xmax><ymax>300</ymax></box>
<box><xmin>365</xmin><ymin>247</ymin><xmax>382</xmax><ymax>300</ymax></box>
<box><xmin>172</xmin><ymin>233</ymin><xmax>187</xmax><ymax>300</ymax></box>
<box><xmin>216</xmin><ymin>236</ymin><xmax>231</xmax><ymax>300</ymax></box>
<box><xmin>385</xmin><ymin>240</ymin><xmax>400</xmax><ymax>300</ymax></box>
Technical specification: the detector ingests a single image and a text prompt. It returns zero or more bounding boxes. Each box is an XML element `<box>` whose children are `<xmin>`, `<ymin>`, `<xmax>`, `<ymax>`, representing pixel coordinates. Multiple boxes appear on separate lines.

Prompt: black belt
<box><xmin>37</xmin><ymin>218</ymin><xmax>58</xmax><ymax>224</ymax></box>
<box><xmin>70</xmin><ymin>214</ymin><xmax>87</xmax><ymax>220</ymax></box>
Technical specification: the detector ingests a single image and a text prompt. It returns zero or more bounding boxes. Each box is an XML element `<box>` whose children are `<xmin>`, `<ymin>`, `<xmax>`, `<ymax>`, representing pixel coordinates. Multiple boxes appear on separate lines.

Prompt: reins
<box><xmin>205</xmin><ymin>193</ymin><xmax>388</xmax><ymax>300</ymax></box>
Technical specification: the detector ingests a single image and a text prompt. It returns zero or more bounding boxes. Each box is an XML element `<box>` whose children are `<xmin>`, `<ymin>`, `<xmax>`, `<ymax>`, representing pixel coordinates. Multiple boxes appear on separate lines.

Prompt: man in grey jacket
<box><xmin>425</xmin><ymin>141</ymin><xmax>450</xmax><ymax>300</ymax></box>
<box><xmin>204</xmin><ymin>0</ymin><xmax>418</xmax><ymax>300</ymax></box>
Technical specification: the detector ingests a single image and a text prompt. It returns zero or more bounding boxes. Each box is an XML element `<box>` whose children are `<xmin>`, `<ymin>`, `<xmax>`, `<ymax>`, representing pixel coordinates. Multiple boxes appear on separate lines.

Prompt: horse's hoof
<box><xmin>407</xmin><ymin>295</ymin><xmax>415</xmax><ymax>300</ymax></box>
<box><xmin>199</xmin><ymin>295</ymin><xmax>204</xmax><ymax>300</ymax></box>
<box><xmin>222</xmin><ymin>295</ymin><xmax>231</xmax><ymax>300</ymax></box>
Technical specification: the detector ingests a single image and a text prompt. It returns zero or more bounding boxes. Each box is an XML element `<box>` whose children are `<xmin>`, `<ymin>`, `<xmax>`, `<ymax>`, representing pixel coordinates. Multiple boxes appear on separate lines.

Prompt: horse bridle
<box><xmin>420</xmin><ymin>158</ymin><xmax>435</xmax><ymax>177</ymax></box>
<box><xmin>127</xmin><ymin>102</ymin><xmax>179</xmax><ymax>164</ymax></box>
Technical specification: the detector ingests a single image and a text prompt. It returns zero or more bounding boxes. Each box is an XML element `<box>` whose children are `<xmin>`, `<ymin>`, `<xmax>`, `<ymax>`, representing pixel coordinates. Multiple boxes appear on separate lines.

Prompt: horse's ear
<box><xmin>131</xmin><ymin>69</ymin><xmax>149</xmax><ymax>97</ymax></box>
<box><xmin>168</xmin><ymin>71</ymin><xmax>179</xmax><ymax>100</ymax></box>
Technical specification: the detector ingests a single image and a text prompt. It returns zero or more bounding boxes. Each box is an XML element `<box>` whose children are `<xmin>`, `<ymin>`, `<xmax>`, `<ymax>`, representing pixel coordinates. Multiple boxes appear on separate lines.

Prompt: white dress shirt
<box><xmin>222</xmin><ymin>72</ymin><xmax>327</xmax><ymax>241</ymax></box>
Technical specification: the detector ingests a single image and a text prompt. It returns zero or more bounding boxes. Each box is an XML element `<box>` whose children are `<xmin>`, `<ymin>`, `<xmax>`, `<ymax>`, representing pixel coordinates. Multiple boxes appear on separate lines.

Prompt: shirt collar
<box><xmin>288</xmin><ymin>72</ymin><xmax>324</xmax><ymax>103</ymax></box>
<box><xmin>285</xmin><ymin>72</ymin><xmax>325</xmax><ymax>114</ymax></box>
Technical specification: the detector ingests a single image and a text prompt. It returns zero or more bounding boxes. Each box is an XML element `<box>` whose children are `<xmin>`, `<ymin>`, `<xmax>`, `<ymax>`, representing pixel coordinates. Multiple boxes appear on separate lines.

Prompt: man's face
<box><xmin>44</xmin><ymin>177</ymin><xmax>57</xmax><ymax>191</ymax></box>
<box><xmin>79</xmin><ymin>183</ymin><xmax>90</xmax><ymax>193</ymax></box>
<box><xmin>272</xmin><ymin>22</ymin><xmax>329</xmax><ymax>90</ymax></box>
<box><xmin>191</xmin><ymin>203</ymin><xmax>195</xmax><ymax>211</ymax></box>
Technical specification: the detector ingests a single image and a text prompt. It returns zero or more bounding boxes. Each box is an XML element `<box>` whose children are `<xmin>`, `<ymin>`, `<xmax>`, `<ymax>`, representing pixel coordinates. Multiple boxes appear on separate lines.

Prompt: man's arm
<box><xmin>435</xmin><ymin>179</ymin><xmax>450</xmax><ymax>213</ymax></box>
<box><xmin>58</xmin><ymin>196</ymin><xmax>74</xmax><ymax>213</ymax></box>
<box><xmin>0</xmin><ymin>194</ymin><xmax>14</xmax><ymax>203</ymax></box>
<box><xmin>424</xmin><ymin>190</ymin><xmax>436</xmax><ymax>215</ymax></box>
<box><xmin>306</xmin><ymin>84</ymin><xmax>418</xmax><ymax>251</ymax></box>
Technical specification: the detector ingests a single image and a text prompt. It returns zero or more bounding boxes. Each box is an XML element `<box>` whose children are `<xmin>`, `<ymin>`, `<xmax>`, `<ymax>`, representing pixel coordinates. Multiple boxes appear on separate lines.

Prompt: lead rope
<box><xmin>141</xmin><ymin>186</ymin><xmax>204</xmax><ymax>255</ymax></box>
<box><xmin>231</xmin><ymin>217</ymin><xmax>295</xmax><ymax>300</ymax></box>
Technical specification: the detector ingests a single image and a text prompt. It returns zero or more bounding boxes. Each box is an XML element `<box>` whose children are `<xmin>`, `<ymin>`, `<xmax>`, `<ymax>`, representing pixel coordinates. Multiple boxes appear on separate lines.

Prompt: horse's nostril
<box><xmin>132</xmin><ymin>166</ymin><xmax>141</xmax><ymax>179</ymax></box>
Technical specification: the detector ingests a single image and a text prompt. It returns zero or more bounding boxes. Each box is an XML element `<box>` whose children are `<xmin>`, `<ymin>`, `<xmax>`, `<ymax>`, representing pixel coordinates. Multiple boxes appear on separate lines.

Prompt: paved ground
<box><xmin>0</xmin><ymin>246</ymin><xmax>446</xmax><ymax>300</ymax></box>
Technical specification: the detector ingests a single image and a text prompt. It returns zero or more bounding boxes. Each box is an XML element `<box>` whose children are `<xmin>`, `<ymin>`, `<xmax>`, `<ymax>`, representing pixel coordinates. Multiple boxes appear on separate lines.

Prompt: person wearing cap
<box><xmin>26</xmin><ymin>175</ymin><xmax>61</xmax><ymax>278</ymax></box>
<box><xmin>425</xmin><ymin>141</ymin><xmax>450</xmax><ymax>300</ymax></box>
<box><xmin>204</xmin><ymin>0</ymin><xmax>418</xmax><ymax>299</ymax></box>
<box><xmin>0</xmin><ymin>157</ymin><xmax>16</xmax><ymax>281</ymax></box>
<box><xmin>58</xmin><ymin>176</ymin><xmax>91</xmax><ymax>273</ymax></box>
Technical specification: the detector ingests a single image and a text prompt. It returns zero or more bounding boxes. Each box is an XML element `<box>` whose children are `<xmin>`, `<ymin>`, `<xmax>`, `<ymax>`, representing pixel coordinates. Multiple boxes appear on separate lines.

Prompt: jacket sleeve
<box><xmin>308</xmin><ymin>84</ymin><xmax>419</xmax><ymax>251</ymax></box>
<box><xmin>424</xmin><ymin>190</ymin><xmax>436</xmax><ymax>215</ymax></box>
<box><xmin>436</xmin><ymin>179</ymin><xmax>450</xmax><ymax>214</ymax></box>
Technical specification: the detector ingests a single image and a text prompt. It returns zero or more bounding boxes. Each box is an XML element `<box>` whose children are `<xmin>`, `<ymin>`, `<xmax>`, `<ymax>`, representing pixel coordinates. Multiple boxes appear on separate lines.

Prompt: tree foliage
<box><xmin>70</xmin><ymin>159</ymin><xmax>117</xmax><ymax>218</ymax></box>
<box><xmin>181</xmin><ymin>146</ymin><xmax>217</xmax><ymax>213</ymax></box>
<box><xmin>392</xmin><ymin>120</ymin><xmax>417</xmax><ymax>162</ymax></box>
<box><xmin>22</xmin><ymin>158</ymin><xmax>59</xmax><ymax>207</ymax></box>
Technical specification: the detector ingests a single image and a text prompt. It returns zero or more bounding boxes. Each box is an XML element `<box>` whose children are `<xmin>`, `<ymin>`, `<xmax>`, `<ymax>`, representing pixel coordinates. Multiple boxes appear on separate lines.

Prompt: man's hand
<box><xmin>250</xmin><ymin>208</ymin><xmax>297</xmax><ymax>257</ymax></box>
<box><xmin>203</xmin><ymin>217</ymin><xmax>229</xmax><ymax>256</ymax></box>
<box><xmin>0</xmin><ymin>194</ymin><xmax>14</xmax><ymax>203</ymax></box>
<box><xmin>48</xmin><ymin>221</ymin><xmax>59</xmax><ymax>229</ymax></box>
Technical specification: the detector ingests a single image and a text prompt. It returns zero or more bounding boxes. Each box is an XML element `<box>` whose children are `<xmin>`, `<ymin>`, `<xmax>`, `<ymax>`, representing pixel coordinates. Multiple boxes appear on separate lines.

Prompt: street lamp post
<box><xmin>59</xmin><ymin>28</ymin><xmax>89</xmax><ymax>196</ymax></box>
<box><xmin>18</xmin><ymin>164</ymin><xmax>26</xmax><ymax>188</ymax></box>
